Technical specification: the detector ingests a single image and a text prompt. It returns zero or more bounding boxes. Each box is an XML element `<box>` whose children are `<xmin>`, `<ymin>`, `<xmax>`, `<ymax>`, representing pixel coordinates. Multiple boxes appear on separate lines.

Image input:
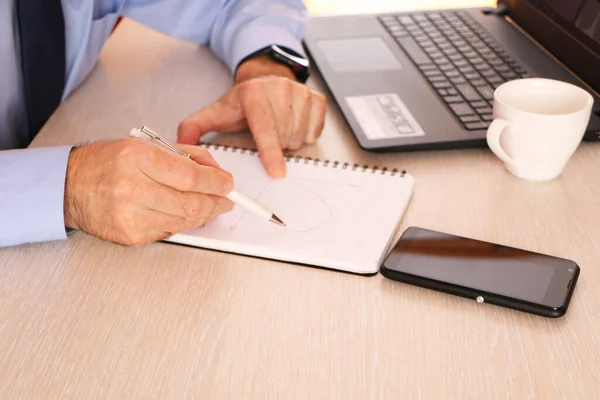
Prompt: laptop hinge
<box><xmin>482</xmin><ymin>4</ymin><xmax>509</xmax><ymax>16</ymax></box>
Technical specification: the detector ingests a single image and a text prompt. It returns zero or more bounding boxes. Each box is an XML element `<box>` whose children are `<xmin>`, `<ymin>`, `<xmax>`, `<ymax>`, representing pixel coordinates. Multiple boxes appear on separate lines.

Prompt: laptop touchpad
<box><xmin>316</xmin><ymin>37</ymin><xmax>402</xmax><ymax>72</ymax></box>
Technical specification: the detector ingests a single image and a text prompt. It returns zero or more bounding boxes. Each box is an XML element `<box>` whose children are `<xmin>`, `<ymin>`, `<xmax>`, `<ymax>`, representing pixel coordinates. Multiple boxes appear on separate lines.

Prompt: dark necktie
<box><xmin>16</xmin><ymin>0</ymin><xmax>66</xmax><ymax>143</ymax></box>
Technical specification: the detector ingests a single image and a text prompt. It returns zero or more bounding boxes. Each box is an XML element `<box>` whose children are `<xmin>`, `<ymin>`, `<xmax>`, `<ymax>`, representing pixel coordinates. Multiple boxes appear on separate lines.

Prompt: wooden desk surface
<box><xmin>2</xmin><ymin>1</ymin><xmax>600</xmax><ymax>398</ymax></box>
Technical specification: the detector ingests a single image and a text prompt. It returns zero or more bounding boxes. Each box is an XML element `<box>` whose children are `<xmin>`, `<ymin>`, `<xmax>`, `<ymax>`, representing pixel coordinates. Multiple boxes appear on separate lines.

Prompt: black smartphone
<box><xmin>380</xmin><ymin>226</ymin><xmax>580</xmax><ymax>318</ymax></box>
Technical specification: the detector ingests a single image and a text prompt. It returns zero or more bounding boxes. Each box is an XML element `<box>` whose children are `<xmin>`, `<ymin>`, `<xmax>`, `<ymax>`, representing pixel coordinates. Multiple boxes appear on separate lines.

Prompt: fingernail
<box><xmin>272</xmin><ymin>160</ymin><xmax>287</xmax><ymax>178</ymax></box>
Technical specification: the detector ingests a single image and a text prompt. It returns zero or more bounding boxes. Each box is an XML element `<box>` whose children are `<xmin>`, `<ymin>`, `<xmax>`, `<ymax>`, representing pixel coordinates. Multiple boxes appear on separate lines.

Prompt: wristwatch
<box><xmin>240</xmin><ymin>44</ymin><xmax>310</xmax><ymax>83</ymax></box>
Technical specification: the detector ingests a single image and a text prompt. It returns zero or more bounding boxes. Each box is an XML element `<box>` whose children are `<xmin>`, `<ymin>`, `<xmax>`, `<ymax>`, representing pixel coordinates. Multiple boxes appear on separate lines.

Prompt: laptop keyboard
<box><xmin>379</xmin><ymin>10</ymin><xmax>532</xmax><ymax>131</ymax></box>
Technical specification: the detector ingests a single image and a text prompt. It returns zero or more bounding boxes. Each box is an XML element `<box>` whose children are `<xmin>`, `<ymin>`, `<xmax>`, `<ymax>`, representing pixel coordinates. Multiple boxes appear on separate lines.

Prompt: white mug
<box><xmin>486</xmin><ymin>78</ymin><xmax>593</xmax><ymax>181</ymax></box>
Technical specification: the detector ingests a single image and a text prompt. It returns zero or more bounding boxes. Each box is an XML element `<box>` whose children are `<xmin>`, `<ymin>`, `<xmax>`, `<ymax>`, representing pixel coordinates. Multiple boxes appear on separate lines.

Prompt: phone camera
<box><xmin>476</xmin><ymin>296</ymin><xmax>485</xmax><ymax>303</ymax></box>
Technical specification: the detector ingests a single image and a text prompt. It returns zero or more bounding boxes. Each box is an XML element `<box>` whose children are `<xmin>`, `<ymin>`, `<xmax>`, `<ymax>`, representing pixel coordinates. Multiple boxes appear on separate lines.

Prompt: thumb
<box><xmin>177</xmin><ymin>98</ymin><xmax>246</xmax><ymax>145</ymax></box>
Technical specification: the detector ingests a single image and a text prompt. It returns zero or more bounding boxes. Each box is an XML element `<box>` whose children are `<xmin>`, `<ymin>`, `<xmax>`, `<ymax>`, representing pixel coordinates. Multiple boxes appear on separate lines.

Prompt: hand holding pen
<box><xmin>129</xmin><ymin>126</ymin><xmax>286</xmax><ymax>226</ymax></box>
<box><xmin>62</xmin><ymin>136</ymin><xmax>237</xmax><ymax>246</ymax></box>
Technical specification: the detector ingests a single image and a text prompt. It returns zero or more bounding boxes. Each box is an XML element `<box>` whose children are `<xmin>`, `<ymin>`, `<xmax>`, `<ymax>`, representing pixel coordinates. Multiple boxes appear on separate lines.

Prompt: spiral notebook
<box><xmin>167</xmin><ymin>144</ymin><xmax>414</xmax><ymax>274</ymax></box>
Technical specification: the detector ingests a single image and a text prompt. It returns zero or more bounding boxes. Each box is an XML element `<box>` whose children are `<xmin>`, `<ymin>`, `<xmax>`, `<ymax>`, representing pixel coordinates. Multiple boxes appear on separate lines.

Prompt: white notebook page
<box><xmin>167</xmin><ymin>146</ymin><xmax>414</xmax><ymax>274</ymax></box>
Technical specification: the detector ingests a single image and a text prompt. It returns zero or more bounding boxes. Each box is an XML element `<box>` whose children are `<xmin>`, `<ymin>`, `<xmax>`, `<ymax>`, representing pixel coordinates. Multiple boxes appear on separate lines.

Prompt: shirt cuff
<box><xmin>0</xmin><ymin>145</ymin><xmax>73</xmax><ymax>248</ymax></box>
<box><xmin>229</xmin><ymin>24</ymin><xmax>306</xmax><ymax>75</ymax></box>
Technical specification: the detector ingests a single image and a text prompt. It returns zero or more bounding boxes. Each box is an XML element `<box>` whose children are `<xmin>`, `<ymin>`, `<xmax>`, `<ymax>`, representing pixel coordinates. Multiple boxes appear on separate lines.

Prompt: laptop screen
<box><xmin>506</xmin><ymin>0</ymin><xmax>600</xmax><ymax>95</ymax></box>
<box><xmin>529</xmin><ymin>0</ymin><xmax>600</xmax><ymax>55</ymax></box>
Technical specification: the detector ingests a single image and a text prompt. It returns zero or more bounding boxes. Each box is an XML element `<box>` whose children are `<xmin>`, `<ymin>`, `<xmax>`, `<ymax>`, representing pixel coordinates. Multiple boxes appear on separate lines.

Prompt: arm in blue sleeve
<box><xmin>0</xmin><ymin>146</ymin><xmax>73</xmax><ymax>248</ymax></box>
<box><xmin>122</xmin><ymin>0</ymin><xmax>307</xmax><ymax>74</ymax></box>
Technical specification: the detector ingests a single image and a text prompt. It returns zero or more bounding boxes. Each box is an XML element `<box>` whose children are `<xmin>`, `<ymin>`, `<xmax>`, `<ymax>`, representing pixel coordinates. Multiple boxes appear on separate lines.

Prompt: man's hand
<box><xmin>177</xmin><ymin>56</ymin><xmax>327</xmax><ymax>178</ymax></box>
<box><xmin>64</xmin><ymin>139</ymin><xmax>234</xmax><ymax>246</ymax></box>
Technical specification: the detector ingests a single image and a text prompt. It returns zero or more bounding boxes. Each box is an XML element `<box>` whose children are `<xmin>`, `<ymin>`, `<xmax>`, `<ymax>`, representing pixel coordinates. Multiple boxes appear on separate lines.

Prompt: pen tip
<box><xmin>270</xmin><ymin>214</ymin><xmax>286</xmax><ymax>227</ymax></box>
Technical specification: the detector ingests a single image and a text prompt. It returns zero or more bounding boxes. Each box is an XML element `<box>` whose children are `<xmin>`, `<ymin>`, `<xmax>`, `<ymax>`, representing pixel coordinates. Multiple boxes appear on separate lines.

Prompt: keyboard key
<box><xmin>472</xmin><ymin>78</ymin><xmax>487</xmax><ymax>86</ymax></box>
<box><xmin>465</xmin><ymin>121</ymin><xmax>489</xmax><ymax>130</ymax></box>
<box><xmin>456</xmin><ymin>83</ymin><xmax>481</xmax><ymax>101</ymax></box>
<box><xmin>481</xmin><ymin>114</ymin><xmax>494</xmax><ymax>122</ymax></box>
<box><xmin>428</xmin><ymin>75</ymin><xmax>447</xmax><ymax>82</ymax></box>
<box><xmin>444</xmin><ymin>95</ymin><xmax>463</xmax><ymax>103</ymax></box>
<box><xmin>450</xmin><ymin>76</ymin><xmax>467</xmax><ymax>84</ymax></box>
<box><xmin>396</xmin><ymin>37</ymin><xmax>432</xmax><ymax>65</ymax></box>
<box><xmin>500</xmin><ymin>70</ymin><xmax>518</xmax><ymax>79</ymax></box>
<box><xmin>474</xmin><ymin>63</ymin><xmax>492</xmax><ymax>72</ymax></box>
<box><xmin>398</xmin><ymin>16</ymin><xmax>414</xmax><ymax>25</ymax></box>
<box><xmin>432</xmin><ymin>80</ymin><xmax>452</xmax><ymax>89</ymax></box>
<box><xmin>487</xmin><ymin>75</ymin><xmax>504</xmax><ymax>85</ymax></box>
<box><xmin>433</xmin><ymin>57</ymin><xmax>450</xmax><ymax>65</ymax></box>
<box><xmin>476</xmin><ymin>85</ymin><xmax>495</xmax><ymax>100</ymax></box>
<box><xmin>440</xmin><ymin>64</ymin><xmax>455</xmax><ymax>71</ymax></box>
<box><xmin>471</xmin><ymin>100</ymin><xmax>487</xmax><ymax>108</ymax></box>
<box><xmin>446</xmin><ymin>88</ymin><xmax>458</xmax><ymax>95</ymax></box>
<box><xmin>392</xmin><ymin>30</ymin><xmax>409</xmax><ymax>38</ymax></box>
<box><xmin>459</xmin><ymin>115</ymin><xmax>481</xmax><ymax>123</ymax></box>
<box><xmin>454</xmin><ymin>60</ymin><xmax>469</xmax><ymax>67</ymax></box>
<box><xmin>438</xmin><ymin>89</ymin><xmax>449</xmax><ymax>96</ymax></box>
<box><xmin>419</xmin><ymin>64</ymin><xmax>438</xmax><ymax>71</ymax></box>
<box><xmin>449</xmin><ymin>102</ymin><xmax>475</xmax><ymax>116</ymax></box>
<box><xmin>481</xmin><ymin>69</ymin><xmax>496</xmax><ymax>78</ymax></box>
<box><xmin>445</xmin><ymin>69</ymin><xmax>460</xmax><ymax>77</ymax></box>
<box><xmin>423</xmin><ymin>68</ymin><xmax>442</xmax><ymax>77</ymax></box>
<box><xmin>493</xmin><ymin>64</ymin><xmax>511</xmax><ymax>72</ymax></box>
<box><xmin>458</xmin><ymin>66</ymin><xmax>474</xmax><ymax>73</ymax></box>
<box><xmin>476</xmin><ymin>106</ymin><xmax>493</xmax><ymax>114</ymax></box>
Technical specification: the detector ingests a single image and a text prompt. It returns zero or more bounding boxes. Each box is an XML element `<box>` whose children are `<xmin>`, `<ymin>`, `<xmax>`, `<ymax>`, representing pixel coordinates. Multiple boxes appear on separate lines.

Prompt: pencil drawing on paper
<box><xmin>228</xmin><ymin>177</ymin><xmax>345</xmax><ymax>233</ymax></box>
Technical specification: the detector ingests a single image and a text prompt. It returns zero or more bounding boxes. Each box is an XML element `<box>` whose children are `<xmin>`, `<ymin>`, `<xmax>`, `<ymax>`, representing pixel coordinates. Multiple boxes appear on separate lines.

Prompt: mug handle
<box><xmin>486</xmin><ymin>119</ymin><xmax>515</xmax><ymax>166</ymax></box>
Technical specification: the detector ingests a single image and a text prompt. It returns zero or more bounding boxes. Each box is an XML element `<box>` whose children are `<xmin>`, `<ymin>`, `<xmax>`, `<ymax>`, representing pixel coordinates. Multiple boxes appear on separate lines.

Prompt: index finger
<box><xmin>240</xmin><ymin>91</ymin><xmax>287</xmax><ymax>178</ymax></box>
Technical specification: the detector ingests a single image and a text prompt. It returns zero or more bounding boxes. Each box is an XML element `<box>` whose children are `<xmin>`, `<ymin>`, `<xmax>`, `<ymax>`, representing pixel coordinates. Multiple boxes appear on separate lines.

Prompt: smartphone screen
<box><xmin>382</xmin><ymin>227</ymin><xmax>579</xmax><ymax>311</ymax></box>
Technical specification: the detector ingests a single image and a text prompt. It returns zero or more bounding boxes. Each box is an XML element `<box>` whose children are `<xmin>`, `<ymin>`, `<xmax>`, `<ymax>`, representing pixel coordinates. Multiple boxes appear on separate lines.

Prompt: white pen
<box><xmin>129</xmin><ymin>126</ymin><xmax>285</xmax><ymax>226</ymax></box>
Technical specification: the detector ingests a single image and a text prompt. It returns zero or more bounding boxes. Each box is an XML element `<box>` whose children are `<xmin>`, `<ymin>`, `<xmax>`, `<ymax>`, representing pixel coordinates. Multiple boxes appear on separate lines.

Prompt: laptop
<box><xmin>302</xmin><ymin>0</ymin><xmax>600</xmax><ymax>151</ymax></box>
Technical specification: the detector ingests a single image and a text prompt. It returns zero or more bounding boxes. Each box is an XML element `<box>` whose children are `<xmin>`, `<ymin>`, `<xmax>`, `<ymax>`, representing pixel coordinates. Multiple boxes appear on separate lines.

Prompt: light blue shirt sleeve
<box><xmin>1</xmin><ymin>0</ymin><xmax>307</xmax><ymax>248</ymax></box>
<box><xmin>0</xmin><ymin>146</ymin><xmax>73</xmax><ymax>247</ymax></box>
<box><xmin>122</xmin><ymin>0</ymin><xmax>308</xmax><ymax>74</ymax></box>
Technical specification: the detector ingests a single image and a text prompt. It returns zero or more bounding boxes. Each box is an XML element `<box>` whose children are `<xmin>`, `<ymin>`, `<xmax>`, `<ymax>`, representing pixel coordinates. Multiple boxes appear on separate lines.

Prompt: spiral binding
<box><xmin>200</xmin><ymin>142</ymin><xmax>406</xmax><ymax>177</ymax></box>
